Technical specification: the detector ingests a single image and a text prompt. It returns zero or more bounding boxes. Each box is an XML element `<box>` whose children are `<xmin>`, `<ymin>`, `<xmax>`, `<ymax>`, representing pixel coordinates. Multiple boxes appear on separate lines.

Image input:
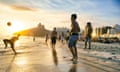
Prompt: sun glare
<box><xmin>9</xmin><ymin>21</ymin><xmax>26</xmax><ymax>33</ymax></box>
<box><xmin>15</xmin><ymin>57</ymin><xmax>28</xmax><ymax>65</ymax></box>
<box><xmin>92</xmin><ymin>32</ymin><xmax>96</xmax><ymax>37</ymax></box>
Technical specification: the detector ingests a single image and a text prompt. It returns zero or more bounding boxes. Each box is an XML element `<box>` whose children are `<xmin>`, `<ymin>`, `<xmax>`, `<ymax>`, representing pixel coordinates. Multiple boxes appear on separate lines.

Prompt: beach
<box><xmin>0</xmin><ymin>36</ymin><xmax>120</xmax><ymax>72</ymax></box>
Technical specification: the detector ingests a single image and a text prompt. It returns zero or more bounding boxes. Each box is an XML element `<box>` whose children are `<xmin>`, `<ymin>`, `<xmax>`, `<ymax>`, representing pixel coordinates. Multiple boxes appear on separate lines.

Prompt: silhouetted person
<box><xmin>45</xmin><ymin>34</ymin><xmax>49</xmax><ymax>44</ymax></box>
<box><xmin>58</xmin><ymin>35</ymin><xmax>61</xmax><ymax>41</ymax></box>
<box><xmin>65</xmin><ymin>30</ymin><xmax>70</xmax><ymax>43</ymax></box>
<box><xmin>68</xmin><ymin>14</ymin><xmax>80</xmax><ymax>64</ymax></box>
<box><xmin>33</xmin><ymin>36</ymin><xmax>35</xmax><ymax>42</ymax></box>
<box><xmin>3</xmin><ymin>34</ymin><xmax>20</xmax><ymax>54</ymax></box>
<box><xmin>84</xmin><ymin>22</ymin><xmax>93</xmax><ymax>49</ymax></box>
<box><xmin>61</xmin><ymin>32</ymin><xmax>65</xmax><ymax>44</ymax></box>
<box><xmin>50</xmin><ymin>27</ymin><xmax>58</xmax><ymax>65</ymax></box>
<box><xmin>51</xmin><ymin>27</ymin><xmax>57</xmax><ymax>49</ymax></box>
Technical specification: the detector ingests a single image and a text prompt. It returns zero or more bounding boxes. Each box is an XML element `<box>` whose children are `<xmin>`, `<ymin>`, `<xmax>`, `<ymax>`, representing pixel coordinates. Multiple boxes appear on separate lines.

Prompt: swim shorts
<box><xmin>68</xmin><ymin>35</ymin><xmax>78</xmax><ymax>48</ymax></box>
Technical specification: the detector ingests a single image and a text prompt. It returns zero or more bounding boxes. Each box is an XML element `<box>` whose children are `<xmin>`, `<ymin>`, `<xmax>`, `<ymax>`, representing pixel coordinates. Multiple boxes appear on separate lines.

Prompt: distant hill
<box><xmin>14</xmin><ymin>24</ymin><xmax>50</xmax><ymax>37</ymax></box>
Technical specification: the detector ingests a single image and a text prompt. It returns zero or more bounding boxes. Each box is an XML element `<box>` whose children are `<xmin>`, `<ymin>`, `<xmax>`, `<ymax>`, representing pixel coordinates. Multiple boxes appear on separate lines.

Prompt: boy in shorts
<box><xmin>68</xmin><ymin>14</ymin><xmax>80</xmax><ymax>63</ymax></box>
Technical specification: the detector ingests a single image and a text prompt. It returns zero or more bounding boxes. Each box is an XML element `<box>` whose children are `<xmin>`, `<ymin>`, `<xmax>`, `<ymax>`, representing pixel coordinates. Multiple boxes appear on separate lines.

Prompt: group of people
<box><xmin>2</xmin><ymin>13</ymin><xmax>93</xmax><ymax>64</ymax></box>
<box><xmin>50</xmin><ymin>13</ymin><xmax>93</xmax><ymax>64</ymax></box>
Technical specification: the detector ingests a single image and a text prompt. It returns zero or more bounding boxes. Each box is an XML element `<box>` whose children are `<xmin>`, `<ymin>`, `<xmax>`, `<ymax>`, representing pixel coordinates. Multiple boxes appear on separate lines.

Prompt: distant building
<box><xmin>94</xmin><ymin>24</ymin><xmax>120</xmax><ymax>39</ymax></box>
<box><xmin>95</xmin><ymin>26</ymin><xmax>112</xmax><ymax>37</ymax></box>
<box><xmin>37</xmin><ymin>23</ymin><xmax>45</xmax><ymax>29</ymax></box>
<box><xmin>112</xmin><ymin>24</ymin><xmax>120</xmax><ymax>33</ymax></box>
<box><xmin>108</xmin><ymin>24</ymin><xmax>120</xmax><ymax>39</ymax></box>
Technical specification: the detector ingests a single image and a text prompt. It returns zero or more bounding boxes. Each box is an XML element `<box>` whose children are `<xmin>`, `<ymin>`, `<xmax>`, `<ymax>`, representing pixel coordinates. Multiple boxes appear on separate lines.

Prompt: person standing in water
<box><xmin>84</xmin><ymin>22</ymin><xmax>93</xmax><ymax>49</ymax></box>
<box><xmin>68</xmin><ymin>14</ymin><xmax>80</xmax><ymax>64</ymax></box>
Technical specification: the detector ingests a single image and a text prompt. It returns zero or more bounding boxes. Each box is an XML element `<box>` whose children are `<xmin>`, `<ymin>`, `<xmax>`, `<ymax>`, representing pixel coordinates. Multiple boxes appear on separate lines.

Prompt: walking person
<box><xmin>50</xmin><ymin>27</ymin><xmax>58</xmax><ymax>65</ymax></box>
<box><xmin>68</xmin><ymin>14</ymin><xmax>80</xmax><ymax>64</ymax></box>
<box><xmin>61</xmin><ymin>32</ymin><xmax>65</xmax><ymax>44</ymax></box>
<box><xmin>84</xmin><ymin>22</ymin><xmax>93</xmax><ymax>49</ymax></box>
<box><xmin>50</xmin><ymin>27</ymin><xmax>57</xmax><ymax>48</ymax></box>
<box><xmin>45</xmin><ymin>34</ymin><xmax>49</xmax><ymax>45</ymax></box>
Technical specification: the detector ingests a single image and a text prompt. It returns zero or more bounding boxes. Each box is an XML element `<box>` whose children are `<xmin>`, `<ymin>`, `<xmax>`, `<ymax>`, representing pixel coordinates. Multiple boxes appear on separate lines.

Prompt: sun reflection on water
<box><xmin>16</xmin><ymin>60</ymin><xmax>27</xmax><ymax>65</ymax></box>
<box><xmin>15</xmin><ymin>57</ymin><xmax>28</xmax><ymax>66</ymax></box>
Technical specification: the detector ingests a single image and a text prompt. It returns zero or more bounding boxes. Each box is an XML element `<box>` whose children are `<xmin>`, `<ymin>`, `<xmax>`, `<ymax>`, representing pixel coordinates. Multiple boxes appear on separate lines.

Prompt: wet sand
<box><xmin>0</xmin><ymin>37</ymin><xmax>120</xmax><ymax>72</ymax></box>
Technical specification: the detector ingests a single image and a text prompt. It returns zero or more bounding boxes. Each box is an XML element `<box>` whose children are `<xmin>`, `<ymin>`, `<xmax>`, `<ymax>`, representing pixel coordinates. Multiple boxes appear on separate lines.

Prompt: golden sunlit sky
<box><xmin>0</xmin><ymin>0</ymin><xmax>120</xmax><ymax>35</ymax></box>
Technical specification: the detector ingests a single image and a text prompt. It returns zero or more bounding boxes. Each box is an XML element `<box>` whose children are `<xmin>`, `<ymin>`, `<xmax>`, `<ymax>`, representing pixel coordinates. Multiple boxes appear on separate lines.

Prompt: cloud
<box><xmin>0</xmin><ymin>3</ymin><xmax>38</xmax><ymax>12</ymax></box>
<box><xmin>10</xmin><ymin>5</ymin><xmax>37</xmax><ymax>11</ymax></box>
<box><xmin>0</xmin><ymin>0</ymin><xmax>39</xmax><ymax>11</ymax></box>
<box><xmin>0</xmin><ymin>0</ymin><xmax>120</xmax><ymax>31</ymax></box>
<box><xmin>0</xmin><ymin>0</ymin><xmax>17</xmax><ymax>4</ymax></box>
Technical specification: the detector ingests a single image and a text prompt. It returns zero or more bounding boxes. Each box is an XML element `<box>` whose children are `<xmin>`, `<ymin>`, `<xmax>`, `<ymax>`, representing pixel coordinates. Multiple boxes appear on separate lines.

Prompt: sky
<box><xmin>0</xmin><ymin>0</ymin><xmax>120</xmax><ymax>35</ymax></box>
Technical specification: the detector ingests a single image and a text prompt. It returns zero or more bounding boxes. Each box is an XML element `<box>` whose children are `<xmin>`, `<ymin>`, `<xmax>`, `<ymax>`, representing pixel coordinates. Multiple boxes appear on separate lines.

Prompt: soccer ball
<box><xmin>7</xmin><ymin>22</ymin><xmax>12</xmax><ymax>26</ymax></box>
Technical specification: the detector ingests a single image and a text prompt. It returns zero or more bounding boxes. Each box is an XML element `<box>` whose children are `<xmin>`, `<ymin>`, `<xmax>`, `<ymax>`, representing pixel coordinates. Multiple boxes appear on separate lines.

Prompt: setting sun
<box><xmin>9</xmin><ymin>21</ymin><xmax>26</xmax><ymax>34</ymax></box>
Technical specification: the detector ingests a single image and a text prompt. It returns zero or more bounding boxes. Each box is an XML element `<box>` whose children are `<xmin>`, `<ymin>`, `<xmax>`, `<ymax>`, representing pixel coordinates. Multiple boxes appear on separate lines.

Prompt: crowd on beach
<box><xmin>44</xmin><ymin>13</ymin><xmax>93</xmax><ymax>64</ymax></box>
<box><xmin>2</xmin><ymin>13</ymin><xmax>119</xmax><ymax>64</ymax></box>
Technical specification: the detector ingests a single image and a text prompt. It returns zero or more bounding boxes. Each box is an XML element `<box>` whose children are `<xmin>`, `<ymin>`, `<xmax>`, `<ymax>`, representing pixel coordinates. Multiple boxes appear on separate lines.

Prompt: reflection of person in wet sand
<box><xmin>50</xmin><ymin>27</ymin><xmax>58</xmax><ymax>65</ymax></box>
<box><xmin>3</xmin><ymin>34</ymin><xmax>20</xmax><ymax>54</ymax></box>
<box><xmin>69</xmin><ymin>64</ymin><xmax>77</xmax><ymax>72</ymax></box>
<box><xmin>52</xmin><ymin>47</ymin><xmax>58</xmax><ymax>65</ymax></box>
<box><xmin>5</xmin><ymin>55</ymin><xmax>16</xmax><ymax>71</ymax></box>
